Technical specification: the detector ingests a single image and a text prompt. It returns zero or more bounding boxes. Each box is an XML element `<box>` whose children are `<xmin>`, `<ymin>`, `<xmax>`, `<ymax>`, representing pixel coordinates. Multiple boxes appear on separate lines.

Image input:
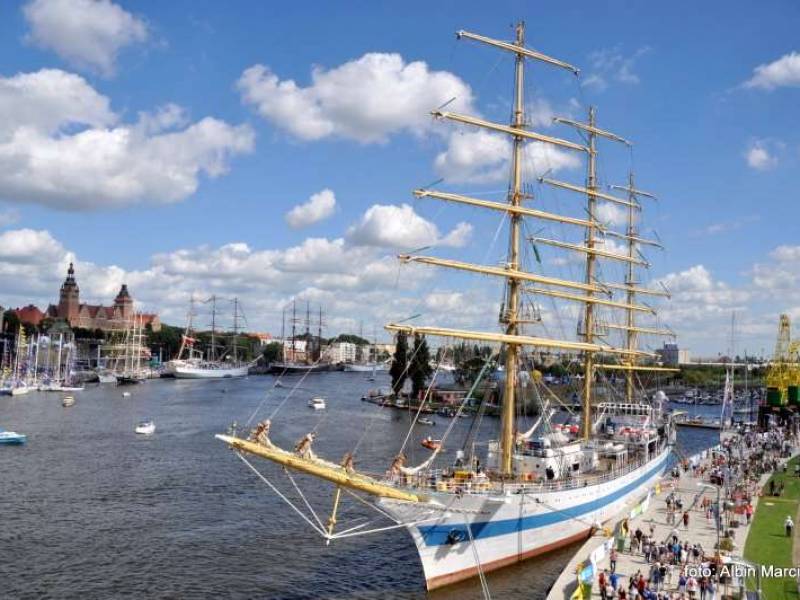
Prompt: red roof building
<box><xmin>45</xmin><ymin>264</ymin><xmax>161</xmax><ymax>332</ymax></box>
<box><xmin>14</xmin><ymin>304</ymin><xmax>45</xmax><ymax>327</ymax></box>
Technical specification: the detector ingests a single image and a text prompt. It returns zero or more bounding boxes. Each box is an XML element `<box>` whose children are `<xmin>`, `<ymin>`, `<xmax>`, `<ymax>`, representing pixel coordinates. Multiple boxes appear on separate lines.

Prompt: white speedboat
<box><xmin>1</xmin><ymin>382</ymin><xmax>31</xmax><ymax>396</ymax></box>
<box><xmin>62</xmin><ymin>395</ymin><xmax>75</xmax><ymax>407</ymax></box>
<box><xmin>308</xmin><ymin>397</ymin><xmax>326</xmax><ymax>410</ymax></box>
<box><xmin>135</xmin><ymin>421</ymin><xmax>156</xmax><ymax>435</ymax></box>
<box><xmin>96</xmin><ymin>369</ymin><xmax>118</xmax><ymax>384</ymax></box>
<box><xmin>40</xmin><ymin>383</ymin><xmax>84</xmax><ymax>392</ymax></box>
<box><xmin>0</xmin><ymin>429</ymin><xmax>27</xmax><ymax>444</ymax></box>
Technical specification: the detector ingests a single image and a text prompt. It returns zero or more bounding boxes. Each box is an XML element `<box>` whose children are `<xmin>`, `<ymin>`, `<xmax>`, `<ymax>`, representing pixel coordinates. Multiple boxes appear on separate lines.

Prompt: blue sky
<box><xmin>0</xmin><ymin>0</ymin><xmax>798</xmax><ymax>356</ymax></box>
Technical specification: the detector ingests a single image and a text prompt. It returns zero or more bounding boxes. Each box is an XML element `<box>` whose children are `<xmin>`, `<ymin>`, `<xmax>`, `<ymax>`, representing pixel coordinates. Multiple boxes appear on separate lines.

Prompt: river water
<box><xmin>0</xmin><ymin>372</ymin><xmax>718</xmax><ymax>599</ymax></box>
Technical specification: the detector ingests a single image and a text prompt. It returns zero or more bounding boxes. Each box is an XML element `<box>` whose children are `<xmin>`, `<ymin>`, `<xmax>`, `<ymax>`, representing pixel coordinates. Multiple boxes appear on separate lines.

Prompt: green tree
<box><xmin>408</xmin><ymin>334</ymin><xmax>433</xmax><ymax>400</ymax></box>
<box><xmin>330</xmin><ymin>333</ymin><xmax>370</xmax><ymax>346</ymax></box>
<box><xmin>2</xmin><ymin>310</ymin><xmax>20</xmax><ymax>334</ymax></box>
<box><xmin>389</xmin><ymin>333</ymin><xmax>409</xmax><ymax>396</ymax></box>
<box><xmin>262</xmin><ymin>341</ymin><xmax>283</xmax><ymax>363</ymax></box>
<box><xmin>147</xmin><ymin>324</ymin><xmax>184</xmax><ymax>360</ymax></box>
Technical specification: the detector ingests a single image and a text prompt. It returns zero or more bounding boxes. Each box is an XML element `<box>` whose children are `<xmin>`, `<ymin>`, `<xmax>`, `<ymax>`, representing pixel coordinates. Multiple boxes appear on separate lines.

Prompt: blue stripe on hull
<box><xmin>418</xmin><ymin>449</ymin><xmax>670</xmax><ymax>546</ymax></box>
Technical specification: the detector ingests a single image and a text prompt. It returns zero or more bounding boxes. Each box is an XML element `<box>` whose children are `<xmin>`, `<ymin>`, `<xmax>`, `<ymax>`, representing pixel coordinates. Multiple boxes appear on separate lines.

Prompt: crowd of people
<box><xmin>591</xmin><ymin>418</ymin><xmax>798</xmax><ymax>600</ymax></box>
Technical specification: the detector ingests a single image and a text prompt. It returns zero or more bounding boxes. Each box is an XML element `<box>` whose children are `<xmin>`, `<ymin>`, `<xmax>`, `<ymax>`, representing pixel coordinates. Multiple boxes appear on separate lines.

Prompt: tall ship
<box><xmin>167</xmin><ymin>296</ymin><xmax>255</xmax><ymax>379</ymax></box>
<box><xmin>115</xmin><ymin>313</ymin><xmax>150</xmax><ymax>384</ymax></box>
<box><xmin>343</xmin><ymin>329</ymin><xmax>388</xmax><ymax>374</ymax></box>
<box><xmin>216</xmin><ymin>23</ymin><xmax>678</xmax><ymax>591</ymax></box>
<box><xmin>268</xmin><ymin>300</ymin><xmax>330</xmax><ymax>374</ymax></box>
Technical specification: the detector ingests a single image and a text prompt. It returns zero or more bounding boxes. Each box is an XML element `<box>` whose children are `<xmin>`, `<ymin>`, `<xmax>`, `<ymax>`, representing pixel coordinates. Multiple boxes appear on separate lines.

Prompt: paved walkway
<box><xmin>547</xmin><ymin>446</ymin><xmax>773</xmax><ymax>600</ymax></box>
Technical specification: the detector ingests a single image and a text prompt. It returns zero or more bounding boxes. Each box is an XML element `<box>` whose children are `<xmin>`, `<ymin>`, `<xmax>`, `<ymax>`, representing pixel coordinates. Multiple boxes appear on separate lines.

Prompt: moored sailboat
<box><xmin>166</xmin><ymin>296</ymin><xmax>256</xmax><ymax>379</ymax></box>
<box><xmin>217</xmin><ymin>22</ymin><xmax>678</xmax><ymax>592</ymax></box>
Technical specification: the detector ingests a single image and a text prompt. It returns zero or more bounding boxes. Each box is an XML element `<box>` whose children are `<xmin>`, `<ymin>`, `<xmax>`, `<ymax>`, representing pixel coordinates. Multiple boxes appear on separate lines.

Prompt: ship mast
<box><xmin>624</xmin><ymin>172</ymin><xmax>638</xmax><ymax>403</ymax></box>
<box><xmin>581</xmin><ymin>107</ymin><xmax>598</xmax><ymax>439</ymax></box>
<box><xmin>209</xmin><ymin>295</ymin><xmax>217</xmax><ymax>362</ymax></box>
<box><xmin>499</xmin><ymin>21</ymin><xmax>526</xmax><ymax>477</ymax></box>
<box><xmin>232</xmin><ymin>297</ymin><xmax>240</xmax><ymax>362</ymax></box>
<box><xmin>551</xmin><ymin>109</ymin><xmax>630</xmax><ymax>439</ymax></box>
<box><xmin>388</xmin><ymin>22</ymin><xmax>670</xmax><ymax>477</ymax></box>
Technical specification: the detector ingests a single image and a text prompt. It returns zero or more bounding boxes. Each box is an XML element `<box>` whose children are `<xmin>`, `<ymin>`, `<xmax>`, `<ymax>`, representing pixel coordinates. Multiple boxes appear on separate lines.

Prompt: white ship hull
<box><xmin>344</xmin><ymin>363</ymin><xmax>388</xmax><ymax>372</ymax></box>
<box><xmin>379</xmin><ymin>446</ymin><xmax>670</xmax><ymax>590</ymax></box>
<box><xmin>343</xmin><ymin>363</ymin><xmax>376</xmax><ymax>372</ymax></box>
<box><xmin>168</xmin><ymin>360</ymin><xmax>250</xmax><ymax>379</ymax></box>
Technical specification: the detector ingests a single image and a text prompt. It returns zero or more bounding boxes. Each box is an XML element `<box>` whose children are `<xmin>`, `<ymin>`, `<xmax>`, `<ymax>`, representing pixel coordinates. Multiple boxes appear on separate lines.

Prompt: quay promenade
<box><xmin>547</xmin><ymin>429</ymin><xmax>797</xmax><ymax>600</ymax></box>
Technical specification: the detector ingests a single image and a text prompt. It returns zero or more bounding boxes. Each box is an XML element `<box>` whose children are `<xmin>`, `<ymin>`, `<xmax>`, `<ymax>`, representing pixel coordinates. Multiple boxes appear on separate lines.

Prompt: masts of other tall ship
<box><xmin>232</xmin><ymin>297</ymin><xmax>240</xmax><ymax>362</ymax></box>
<box><xmin>280</xmin><ymin>305</ymin><xmax>286</xmax><ymax>362</ymax></box>
<box><xmin>177</xmin><ymin>295</ymin><xmax>196</xmax><ymax>360</ymax></box>
<box><xmin>291</xmin><ymin>299</ymin><xmax>297</xmax><ymax>362</ymax></box>
<box><xmin>318</xmin><ymin>306</ymin><xmax>323</xmax><ymax>362</ymax></box>
<box><xmin>208</xmin><ymin>295</ymin><xmax>218</xmax><ymax>362</ymax></box>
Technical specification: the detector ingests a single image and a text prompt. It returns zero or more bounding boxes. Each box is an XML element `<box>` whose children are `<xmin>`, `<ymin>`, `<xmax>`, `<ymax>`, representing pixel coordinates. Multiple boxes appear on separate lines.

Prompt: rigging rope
<box><xmin>397</xmin><ymin>347</ymin><xmax>451</xmax><ymax>456</ymax></box>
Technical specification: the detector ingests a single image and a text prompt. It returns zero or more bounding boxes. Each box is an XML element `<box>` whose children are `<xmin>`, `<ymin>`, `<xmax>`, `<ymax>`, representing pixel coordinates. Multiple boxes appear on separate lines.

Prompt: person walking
<box><xmin>610</xmin><ymin>547</ymin><xmax>618</xmax><ymax>573</ymax></box>
<box><xmin>785</xmin><ymin>515</ymin><xmax>794</xmax><ymax>537</ymax></box>
<box><xmin>683</xmin><ymin>511</ymin><xmax>690</xmax><ymax>529</ymax></box>
<box><xmin>707</xmin><ymin>578</ymin><xmax>716</xmax><ymax>600</ymax></box>
<box><xmin>687</xmin><ymin>575</ymin><xmax>698</xmax><ymax>599</ymax></box>
<box><xmin>599</xmin><ymin>570</ymin><xmax>608</xmax><ymax>600</ymax></box>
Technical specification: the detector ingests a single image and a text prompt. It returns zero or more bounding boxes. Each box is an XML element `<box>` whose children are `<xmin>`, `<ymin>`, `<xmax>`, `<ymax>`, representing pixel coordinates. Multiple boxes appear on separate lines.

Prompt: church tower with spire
<box><xmin>114</xmin><ymin>284</ymin><xmax>134</xmax><ymax>320</ymax></box>
<box><xmin>58</xmin><ymin>262</ymin><xmax>80</xmax><ymax>323</ymax></box>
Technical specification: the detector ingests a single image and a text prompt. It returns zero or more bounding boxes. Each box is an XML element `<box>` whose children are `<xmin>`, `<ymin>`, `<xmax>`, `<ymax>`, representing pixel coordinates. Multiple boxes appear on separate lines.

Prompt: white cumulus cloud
<box><xmin>582</xmin><ymin>46</ymin><xmax>650</xmax><ymax>91</ymax></box>
<box><xmin>434</xmin><ymin>130</ymin><xmax>580</xmax><ymax>184</ymax></box>
<box><xmin>595</xmin><ymin>203</ymin><xmax>627</xmax><ymax>227</ymax></box>
<box><xmin>346</xmin><ymin>203</ymin><xmax>472</xmax><ymax>249</ymax></box>
<box><xmin>23</xmin><ymin>0</ymin><xmax>148</xmax><ymax>76</ymax></box>
<box><xmin>0</xmin><ymin>69</ymin><xmax>254</xmax><ymax>210</ymax></box>
<box><xmin>285</xmin><ymin>189</ymin><xmax>336</xmax><ymax>228</ymax></box>
<box><xmin>744</xmin><ymin>139</ymin><xmax>779</xmax><ymax>170</ymax></box>
<box><xmin>237</xmin><ymin>53</ymin><xmax>474</xmax><ymax>143</ymax></box>
<box><xmin>744</xmin><ymin>51</ymin><xmax>800</xmax><ymax>91</ymax></box>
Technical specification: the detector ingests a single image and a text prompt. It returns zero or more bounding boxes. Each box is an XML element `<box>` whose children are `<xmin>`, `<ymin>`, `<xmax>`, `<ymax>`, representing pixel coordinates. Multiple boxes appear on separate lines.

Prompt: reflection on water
<box><xmin>0</xmin><ymin>373</ymin><xmax>718</xmax><ymax>598</ymax></box>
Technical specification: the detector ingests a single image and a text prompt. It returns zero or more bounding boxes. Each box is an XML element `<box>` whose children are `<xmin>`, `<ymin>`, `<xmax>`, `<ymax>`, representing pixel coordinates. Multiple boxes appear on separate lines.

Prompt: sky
<box><xmin>0</xmin><ymin>0</ymin><xmax>798</xmax><ymax>357</ymax></box>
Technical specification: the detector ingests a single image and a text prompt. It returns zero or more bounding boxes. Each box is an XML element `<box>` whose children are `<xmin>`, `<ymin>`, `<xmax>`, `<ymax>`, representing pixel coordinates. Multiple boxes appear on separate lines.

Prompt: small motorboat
<box><xmin>122</xmin><ymin>392</ymin><xmax>131</xmax><ymax>398</ymax></box>
<box><xmin>62</xmin><ymin>396</ymin><xmax>75</xmax><ymax>407</ymax></box>
<box><xmin>418</xmin><ymin>417</ymin><xmax>436</xmax><ymax>426</ymax></box>
<box><xmin>135</xmin><ymin>421</ymin><xmax>156</xmax><ymax>435</ymax></box>
<box><xmin>275</xmin><ymin>380</ymin><xmax>285</xmax><ymax>388</ymax></box>
<box><xmin>421</xmin><ymin>436</ymin><xmax>441</xmax><ymax>451</ymax></box>
<box><xmin>0</xmin><ymin>429</ymin><xmax>27</xmax><ymax>445</ymax></box>
<box><xmin>308</xmin><ymin>397</ymin><xmax>326</xmax><ymax>410</ymax></box>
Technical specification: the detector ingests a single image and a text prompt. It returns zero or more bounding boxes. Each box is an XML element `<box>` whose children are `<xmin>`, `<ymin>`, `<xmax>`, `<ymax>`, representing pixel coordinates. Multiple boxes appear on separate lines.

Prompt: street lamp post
<box><xmin>698</xmin><ymin>482</ymin><xmax>722</xmax><ymax>556</ymax></box>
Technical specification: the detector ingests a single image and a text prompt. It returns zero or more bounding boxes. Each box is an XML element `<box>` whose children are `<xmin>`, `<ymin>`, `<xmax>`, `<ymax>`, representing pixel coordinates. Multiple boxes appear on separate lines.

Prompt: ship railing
<box><xmin>403</xmin><ymin>442</ymin><xmax>670</xmax><ymax>495</ymax></box>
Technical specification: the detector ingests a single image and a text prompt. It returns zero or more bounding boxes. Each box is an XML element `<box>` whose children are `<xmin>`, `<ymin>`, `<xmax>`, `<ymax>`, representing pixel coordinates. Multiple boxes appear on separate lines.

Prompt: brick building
<box><xmin>40</xmin><ymin>263</ymin><xmax>161</xmax><ymax>332</ymax></box>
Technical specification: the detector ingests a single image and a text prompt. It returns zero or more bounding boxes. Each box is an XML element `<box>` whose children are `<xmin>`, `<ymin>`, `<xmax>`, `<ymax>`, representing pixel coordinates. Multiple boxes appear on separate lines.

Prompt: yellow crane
<box><xmin>766</xmin><ymin>314</ymin><xmax>800</xmax><ymax>406</ymax></box>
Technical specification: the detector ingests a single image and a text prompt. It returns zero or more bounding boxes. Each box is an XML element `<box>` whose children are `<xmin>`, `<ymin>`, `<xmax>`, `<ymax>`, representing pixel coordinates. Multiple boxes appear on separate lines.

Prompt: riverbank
<box><xmin>547</xmin><ymin>434</ymin><xmax>796</xmax><ymax>600</ymax></box>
